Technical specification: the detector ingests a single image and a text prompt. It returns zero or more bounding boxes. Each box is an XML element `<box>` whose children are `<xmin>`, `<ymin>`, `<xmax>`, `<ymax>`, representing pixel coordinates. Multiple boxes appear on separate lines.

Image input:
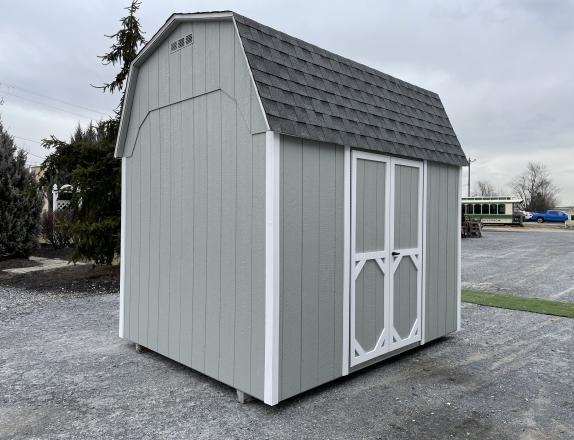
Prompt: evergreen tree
<box><xmin>40</xmin><ymin>0</ymin><xmax>145</xmax><ymax>265</ymax></box>
<box><xmin>0</xmin><ymin>119</ymin><xmax>42</xmax><ymax>258</ymax></box>
<box><xmin>97</xmin><ymin>0</ymin><xmax>146</xmax><ymax>118</ymax></box>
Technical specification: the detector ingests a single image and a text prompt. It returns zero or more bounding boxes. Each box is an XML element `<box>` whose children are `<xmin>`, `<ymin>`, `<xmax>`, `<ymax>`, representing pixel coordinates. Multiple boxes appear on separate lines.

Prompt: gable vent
<box><xmin>170</xmin><ymin>33</ymin><xmax>193</xmax><ymax>53</ymax></box>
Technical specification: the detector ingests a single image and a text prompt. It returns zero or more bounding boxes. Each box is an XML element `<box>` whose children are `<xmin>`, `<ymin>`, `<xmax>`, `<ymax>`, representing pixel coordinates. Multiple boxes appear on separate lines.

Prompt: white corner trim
<box><xmin>342</xmin><ymin>145</ymin><xmax>351</xmax><ymax>376</ymax></box>
<box><xmin>421</xmin><ymin>160</ymin><xmax>428</xmax><ymax>344</ymax></box>
<box><xmin>119</xmin><ymin>157</ymin><xmax>127</xmax><ymax>338</ymax></box>
<box><xmin>264</xmin><ymin>131</ymin><xmax>280</xmax><ymax>405</ymax></box>
<box><xmin>457</xmin><ymin>166</ymin><xmax>462</xmax><ymax>331</ymax></box>
<box><xmin>232</xmin><ymin>17</ymin><xmax>270</xmax><ymax>132</ymax></box>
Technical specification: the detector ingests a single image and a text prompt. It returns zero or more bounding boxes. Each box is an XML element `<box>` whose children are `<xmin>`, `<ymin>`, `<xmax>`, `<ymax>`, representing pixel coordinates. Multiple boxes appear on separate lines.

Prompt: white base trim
<box><xmin>264</xmin><ymin>131</ymin><xmax>280</xmax><ymax>405</ymax></box>
<box><xmin>119</xmin><ymin>158</ymin><xmax>127</xmax><ymax>338</ymax></box>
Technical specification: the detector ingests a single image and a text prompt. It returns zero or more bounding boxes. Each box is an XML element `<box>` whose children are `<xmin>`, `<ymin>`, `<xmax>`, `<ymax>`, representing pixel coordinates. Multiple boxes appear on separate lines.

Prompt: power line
<box><xmin>0</xmin><ymin>80</ymin><xmax>112</xmax><ymax>118</ymax></box>
<box><xmin>0</xmin><ymin>89</ymin><xmax>98</xmax><ymax>120</ymax></box>
<box><xmin>17</xmin><ymin>146</ymin><xmax>46</xmax><ymax>160</ymax></box>
<box><xmin>13</xmin><ymin>135</ymin><xmax>42</xmax><ymax>144</ymax></box>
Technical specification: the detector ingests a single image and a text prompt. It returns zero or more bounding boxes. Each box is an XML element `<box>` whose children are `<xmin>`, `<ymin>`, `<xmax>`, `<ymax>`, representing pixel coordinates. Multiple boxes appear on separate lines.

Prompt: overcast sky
<box><xmin>2</xmin><ymin>0</ymin><xmax>573</xmax><ymax>204</ymax></box>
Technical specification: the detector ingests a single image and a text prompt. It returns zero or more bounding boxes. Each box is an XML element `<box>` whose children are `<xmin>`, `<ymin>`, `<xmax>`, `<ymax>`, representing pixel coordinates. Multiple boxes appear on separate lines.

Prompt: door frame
<box><xmin>342</xmin><ymin>149</ymin><xmax>426</xmax><ymax>374</ymax></box>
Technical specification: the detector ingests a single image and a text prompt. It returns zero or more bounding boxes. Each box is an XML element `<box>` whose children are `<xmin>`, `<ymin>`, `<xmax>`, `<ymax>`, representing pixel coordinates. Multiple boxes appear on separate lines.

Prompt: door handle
<box><xmin>392</xmin><ymin>251</ymin><xmax>400</xmax><ymax>256</ymax></box>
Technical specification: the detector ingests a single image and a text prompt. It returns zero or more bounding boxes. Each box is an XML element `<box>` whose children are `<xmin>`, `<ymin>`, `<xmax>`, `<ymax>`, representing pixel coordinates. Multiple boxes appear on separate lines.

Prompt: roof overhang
<box><xmin>115</xmin><ymin>12</ymin><xmax>234</xmax><ymax>158</ymax></box>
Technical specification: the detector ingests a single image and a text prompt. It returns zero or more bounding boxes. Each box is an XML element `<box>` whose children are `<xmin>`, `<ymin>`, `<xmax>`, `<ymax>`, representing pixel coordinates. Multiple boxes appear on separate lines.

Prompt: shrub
<box><xmin>40</xmin><ymin>210</ymin><xmax>73</xmax><ymax>249</ymax></box>
<box><xmin>0</xmin><ymin>120</ymin><xmax>43</xmax><ymax>258</ymax></box>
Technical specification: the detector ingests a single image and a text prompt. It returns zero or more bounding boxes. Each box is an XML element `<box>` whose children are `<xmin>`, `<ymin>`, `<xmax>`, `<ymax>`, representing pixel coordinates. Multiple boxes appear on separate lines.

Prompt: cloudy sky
<box><xmin>2</xmin><ymin>0</ymin><xmax>573</xmax><ymax>204</ymax></box>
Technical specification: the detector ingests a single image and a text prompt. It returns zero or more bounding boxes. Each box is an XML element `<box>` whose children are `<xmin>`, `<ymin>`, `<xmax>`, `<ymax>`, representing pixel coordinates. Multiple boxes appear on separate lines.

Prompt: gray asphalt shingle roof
<box><xmin>233</xmin><ymin>13</ymin><xmax>467</xmax><ymax>166</ymax></box>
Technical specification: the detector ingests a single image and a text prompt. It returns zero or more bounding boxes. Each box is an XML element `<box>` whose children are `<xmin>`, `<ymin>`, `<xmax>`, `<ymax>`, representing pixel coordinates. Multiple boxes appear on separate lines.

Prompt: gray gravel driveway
<box><xmin>462</xmin><ymin>229</ymin><xmax>574</xmax><ymax>302</ymax></box>
<box><xmin>1</xmin><ymin>287</ymin><xmax>572</xmax><ymax>439</ymax></box>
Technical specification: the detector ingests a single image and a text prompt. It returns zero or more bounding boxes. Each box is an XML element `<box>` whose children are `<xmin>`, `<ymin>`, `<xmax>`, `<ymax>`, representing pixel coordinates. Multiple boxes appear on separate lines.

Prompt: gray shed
<box><xmin>115</xmin><ymin>11</ymin><xmax>467</xmax><ymax>405</ymax></box>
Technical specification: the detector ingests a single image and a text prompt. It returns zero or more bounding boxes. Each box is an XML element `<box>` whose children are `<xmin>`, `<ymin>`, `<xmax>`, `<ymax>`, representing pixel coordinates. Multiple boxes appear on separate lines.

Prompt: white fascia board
<box><xmin>115</xmin><ymin>12</ymin><xmax>235</xmax><ymax>158</ymax></box>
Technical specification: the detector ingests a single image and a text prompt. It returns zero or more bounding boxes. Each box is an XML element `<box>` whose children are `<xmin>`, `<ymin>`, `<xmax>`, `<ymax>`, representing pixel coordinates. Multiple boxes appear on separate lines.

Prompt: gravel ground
<box><xmin>462</xmin><ymin>229</ymin><xmax>574</xmax><ymax>302</ymax></box>
<box><xmin>1</xmin><ymin>287</ymin><xmax>572</xmax><ymax>439</ymax></box>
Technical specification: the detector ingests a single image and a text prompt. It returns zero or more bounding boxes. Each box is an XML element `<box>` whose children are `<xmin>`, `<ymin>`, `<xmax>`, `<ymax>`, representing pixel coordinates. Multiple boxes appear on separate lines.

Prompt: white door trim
<box><xmin>349</xmin><ymin>150</ymin><xmax>392</xmax><ymax>368</ymax></box>
<box><xmin>345</xmin><ymin>151</ymin><xmax>425</xmax><ymax>370</ymax></box>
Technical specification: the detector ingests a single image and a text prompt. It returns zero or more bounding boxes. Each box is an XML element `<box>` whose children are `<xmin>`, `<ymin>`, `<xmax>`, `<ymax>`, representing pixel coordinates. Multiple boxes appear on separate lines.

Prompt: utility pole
<box><xmin>467</xmin><ymin>157</ymin><xmax>477</xmax><ymax>197</ymax></box>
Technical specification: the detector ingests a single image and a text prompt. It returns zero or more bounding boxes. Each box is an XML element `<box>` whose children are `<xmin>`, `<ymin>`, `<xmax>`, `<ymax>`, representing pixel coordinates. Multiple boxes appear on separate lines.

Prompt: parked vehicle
<box><xmin>461</xmin><ymin>196</ymin><xmax>524</xmax><ymax>225</ymax></box>
<box><xmin>530</xmin><ymin>210</ymin><xmax>568</xmax><ymax>223</ymax></box>
<box><xmin>523</xmin><ymin>211</ymin><xmax>533</xmax><ymax>221</ymax></box>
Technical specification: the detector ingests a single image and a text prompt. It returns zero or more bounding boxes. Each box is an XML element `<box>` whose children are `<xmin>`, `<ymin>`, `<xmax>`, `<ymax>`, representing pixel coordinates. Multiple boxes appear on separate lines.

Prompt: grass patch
<box><xmin>462</xmin><ymin>289</ymin><xmax>574</xmax><ymax>319</ymax></box>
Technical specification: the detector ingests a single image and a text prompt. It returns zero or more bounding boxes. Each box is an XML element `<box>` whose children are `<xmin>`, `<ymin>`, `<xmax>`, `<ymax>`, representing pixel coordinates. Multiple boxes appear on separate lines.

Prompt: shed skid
<box><xmin>117</xmin><ymin>11</ymin><xmax>464</xmax><ymax>405</ymax></box>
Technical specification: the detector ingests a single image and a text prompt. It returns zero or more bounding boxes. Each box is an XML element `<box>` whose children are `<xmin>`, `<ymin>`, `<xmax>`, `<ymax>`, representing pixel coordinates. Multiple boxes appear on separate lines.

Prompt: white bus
<box><xmin>462</xmin><ymin>196</ymin><xmax>524</xmax><ymax>225</ymax></box>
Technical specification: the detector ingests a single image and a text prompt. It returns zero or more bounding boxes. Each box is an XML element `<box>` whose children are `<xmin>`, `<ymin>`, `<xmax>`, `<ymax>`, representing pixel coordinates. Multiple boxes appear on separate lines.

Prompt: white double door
<box><xmin>350</xmin><ymin>151</ymin><xmax>423</xmax><ymax>367</ymax></box>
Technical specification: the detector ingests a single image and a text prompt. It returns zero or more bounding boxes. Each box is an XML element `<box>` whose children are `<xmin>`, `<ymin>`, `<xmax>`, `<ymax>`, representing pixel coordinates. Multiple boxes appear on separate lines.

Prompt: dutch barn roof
<box><xmin>117</xmin><ymin>11</ymin><xmax>467</xmax><ymax>166</ymax></box>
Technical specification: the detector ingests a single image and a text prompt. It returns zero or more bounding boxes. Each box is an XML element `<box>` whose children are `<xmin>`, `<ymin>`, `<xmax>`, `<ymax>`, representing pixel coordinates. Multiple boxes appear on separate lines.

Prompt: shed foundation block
<box><xmin>236</xmin><ymin>390</ymin><xmax>254</xmax><ymax>404</ymax></box>
<box><xmin>135</xmin><ymin>343</ymin><xmax>149</xmax><ymax>353</ymax></box>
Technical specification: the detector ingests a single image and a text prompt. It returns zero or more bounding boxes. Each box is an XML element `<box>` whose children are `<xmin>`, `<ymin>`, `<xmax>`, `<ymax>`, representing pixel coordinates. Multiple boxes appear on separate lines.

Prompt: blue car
<box><xmin>530</xmin><ymin>210</ymin><xmax>568</xmax><ymax>223</ymax></box>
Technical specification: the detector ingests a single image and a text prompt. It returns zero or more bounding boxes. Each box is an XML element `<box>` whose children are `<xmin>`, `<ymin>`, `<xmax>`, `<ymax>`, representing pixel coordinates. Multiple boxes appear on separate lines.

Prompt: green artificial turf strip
<box><xmin>462</xmin><ymin>289</ymin><xmax>574</xmax><ymax>319</ymax></box>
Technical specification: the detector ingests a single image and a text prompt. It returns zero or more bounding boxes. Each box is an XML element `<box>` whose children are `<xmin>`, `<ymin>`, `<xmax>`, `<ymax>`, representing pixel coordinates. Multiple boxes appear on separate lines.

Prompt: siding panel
<box><xmin>180</xmin><ymin>100</ymin><xmax>194</xmax><ymax>365</ymax></box>
<box><xmin>157</xmin><ymin>107</ymin><xmax>171</xmax><ymax>354</ymax></box>
<box><xmin>218</xmin><ymin>95</ymin><xmax>237</xmax><ymax>385</ymax></box>
<box><xmin>205</xmin><ymin>92</ymin><xmax>222</xmax><ymax>377</ymax></box>
<box><xmin>279</xmin><ymin>136</ymin><xmax>345</xmax><ymax>400</ymax></box>
<box><xmin>424</xmin><ymin>162</ymin><xmax>460</xmax><ymax>342</ymax></box>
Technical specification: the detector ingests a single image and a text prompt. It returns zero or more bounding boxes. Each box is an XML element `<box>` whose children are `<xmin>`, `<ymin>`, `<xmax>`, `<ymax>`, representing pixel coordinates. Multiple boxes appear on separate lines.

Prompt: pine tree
<box><xmin>41</xmin><ymin>0</ymin><xmax>145</xmax><ymax>265</ymax></box>
<box><xmin>97</xmin><ymin>0</ymin><xmax>146</xmax><ymax>119</ymax></box>
<box><xmin>0</xmin><ymin>119</ymin><xmax>42</xmax><ymax>258</ymax></box>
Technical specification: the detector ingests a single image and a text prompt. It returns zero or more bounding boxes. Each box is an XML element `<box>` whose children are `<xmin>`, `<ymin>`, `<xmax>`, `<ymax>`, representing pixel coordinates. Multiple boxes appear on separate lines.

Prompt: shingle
<box><xmin>233</xmin><ymin>12</ymin><xmax>466</xmax><ymax>166</ymax></box>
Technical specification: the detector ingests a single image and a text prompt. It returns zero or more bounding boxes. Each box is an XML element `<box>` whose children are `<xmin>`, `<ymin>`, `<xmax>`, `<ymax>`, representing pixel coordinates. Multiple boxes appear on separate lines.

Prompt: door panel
<box><xmin>393</xmin><ymin>165</ymin><xmax>419</xmax><ymax>249</ymax></box>
<box><xmin>389</xmin><ymin>159</ymin><xmax>423</xmax><ymax>351</ymax></box>
<box><xmin>350</xmin><ymin>152</ymin><xmax>390</xmax><ymax>366</ymax></box>
<box><xmin>355</xmin><ymin>260</ymin><xmax>386</xmax><ymax>351</ymax></box>
<box><xmin>392</xmin><ymin>257</ymin><xmax>418</xmax><ymax>339</ymax></box>
<box><xmin>350</xmin><ymin>152</ymin><xmax>422</xmax><ymax>367</ymax></box>
<box><xmin>355</xmin><ymin>159</ymin><xmax>387</xmax><ymax>253</ymax></box>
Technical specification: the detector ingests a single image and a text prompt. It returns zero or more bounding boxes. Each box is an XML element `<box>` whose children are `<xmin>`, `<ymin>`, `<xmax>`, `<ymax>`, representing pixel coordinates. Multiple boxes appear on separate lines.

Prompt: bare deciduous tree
<box><xmin>474</xmin><ymin>180</ymin><xmax>496</xmax><ymax>197</ymax></box>
<box><xmin>510</xmin><ymin>162</ymin><xmax>558</xmax><ymax>212</ymax></box>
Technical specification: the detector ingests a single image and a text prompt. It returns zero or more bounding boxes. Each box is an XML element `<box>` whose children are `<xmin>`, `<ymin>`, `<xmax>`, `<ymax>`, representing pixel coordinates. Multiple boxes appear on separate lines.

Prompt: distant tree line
<box><xmin>472</xmin><ymin>162</ymin><xmax>559</xmax><ymax>212</ymax></box>
<box><xmin>511</xmin><ymin>162</ymin><xmax>558</xmax><ymax>212</ymax></box>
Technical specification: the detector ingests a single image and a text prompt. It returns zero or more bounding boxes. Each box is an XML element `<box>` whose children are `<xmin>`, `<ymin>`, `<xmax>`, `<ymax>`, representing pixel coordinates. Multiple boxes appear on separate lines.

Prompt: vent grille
<box><xmin>170</xmin><ymin>33</ymin><xmax>193</xmax><ymax>53</ymax></box>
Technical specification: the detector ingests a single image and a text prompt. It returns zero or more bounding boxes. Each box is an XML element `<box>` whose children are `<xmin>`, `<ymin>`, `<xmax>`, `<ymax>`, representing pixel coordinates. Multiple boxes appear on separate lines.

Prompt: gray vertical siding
<box><xmin>279</xmin><ymin>136</ymin><xmax>345</xmax><ymax>401</ymax></box>
<box><xmin>122</xmin><ymin>19</ymin><xmax>267</xmax><ymax>400</ymax></box>
<box><xmin>424</xmin><ymin>161</ymin><xmax>460</xmax><ymax>342</ymax></box>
